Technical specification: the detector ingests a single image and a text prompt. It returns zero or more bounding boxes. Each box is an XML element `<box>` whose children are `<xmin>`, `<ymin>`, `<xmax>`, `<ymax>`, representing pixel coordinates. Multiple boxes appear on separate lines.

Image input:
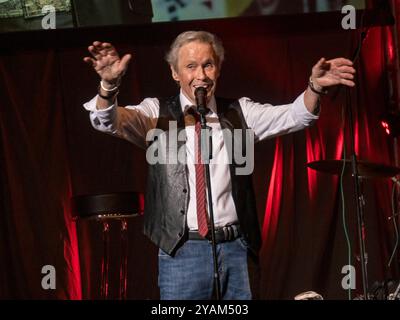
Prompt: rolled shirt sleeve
<box><xmin>83</xmin><ymin>95</ymin><xmax>159</xmax><ymax>149</ymax></box>
<box><xmin>239</xmin><ymin>91</ymin><xmax>319</xmax><ymax>142</ymax></box>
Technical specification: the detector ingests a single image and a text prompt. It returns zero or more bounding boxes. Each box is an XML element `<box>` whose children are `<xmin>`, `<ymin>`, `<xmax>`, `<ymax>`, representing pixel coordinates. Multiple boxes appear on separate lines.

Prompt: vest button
<box><xmin>183</xmin><ymin>188</ymin><xmax>187</xmax><ymax>193</ymax></box>
<box><xmin>180</xmin><ymin>210</ymin><xmax>185</xmax><ymax>215</ymax></box>
<box><xmin>178</xmin><ymin>232</ymin><xmax>183</xmax><ymax>237</ymax></box>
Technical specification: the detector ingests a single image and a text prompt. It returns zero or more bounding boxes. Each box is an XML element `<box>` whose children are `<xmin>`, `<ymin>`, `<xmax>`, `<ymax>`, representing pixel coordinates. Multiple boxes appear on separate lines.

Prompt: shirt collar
<box><xmin>179</xmin><ymin>89</ymin><xmax>217</xmax><ymax>115</ymax></box>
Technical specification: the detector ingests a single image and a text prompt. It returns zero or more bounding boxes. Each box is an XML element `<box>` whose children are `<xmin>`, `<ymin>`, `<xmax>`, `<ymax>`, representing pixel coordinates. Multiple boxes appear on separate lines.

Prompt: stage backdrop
<box><xmin>0</xmin><ymin>11</ymin><xmax>399</xmax><ymax>299</ymax></box>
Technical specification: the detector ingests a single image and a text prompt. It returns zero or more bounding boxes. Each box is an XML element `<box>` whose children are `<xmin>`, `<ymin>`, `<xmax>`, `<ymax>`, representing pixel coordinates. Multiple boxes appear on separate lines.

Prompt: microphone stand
<box><xmin>197</xmin><ymin>97</ymin><xmax>221</xmax><ymax>300</ymax></box>
<box><xmin>346</xmin><ymin>28</ymin><xmax>370</xmax><ymax>299</ymax></box>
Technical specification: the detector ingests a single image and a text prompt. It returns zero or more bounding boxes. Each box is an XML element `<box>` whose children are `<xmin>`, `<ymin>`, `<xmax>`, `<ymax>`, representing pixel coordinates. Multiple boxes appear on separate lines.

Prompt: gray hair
<box><xmin>166</xmin><ymin>31</ymin><xmax>225</xmax><ymax>71</ymax></box>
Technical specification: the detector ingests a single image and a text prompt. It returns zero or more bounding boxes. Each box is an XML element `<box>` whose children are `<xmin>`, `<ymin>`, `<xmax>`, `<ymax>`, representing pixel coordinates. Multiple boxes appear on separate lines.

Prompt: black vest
<box><xmin>143</xmin><ymin>95</ymin><xmax>261</xmax><ymax>257</ymax></box>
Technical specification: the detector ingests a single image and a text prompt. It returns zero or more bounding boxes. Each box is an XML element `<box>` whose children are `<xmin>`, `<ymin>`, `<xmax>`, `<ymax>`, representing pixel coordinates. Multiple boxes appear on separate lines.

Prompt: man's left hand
<box><xmin>311</xmin><ymin>57</ymin><xmax>356</xmax><ymax>90</ymax></box>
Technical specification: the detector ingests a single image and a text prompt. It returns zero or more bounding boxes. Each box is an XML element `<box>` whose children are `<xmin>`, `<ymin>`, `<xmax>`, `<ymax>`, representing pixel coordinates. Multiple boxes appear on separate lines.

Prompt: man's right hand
<box><xmin>83</xmin><ymin>41</ymin><xmax>132</xmax><ymax>88</ymax></box>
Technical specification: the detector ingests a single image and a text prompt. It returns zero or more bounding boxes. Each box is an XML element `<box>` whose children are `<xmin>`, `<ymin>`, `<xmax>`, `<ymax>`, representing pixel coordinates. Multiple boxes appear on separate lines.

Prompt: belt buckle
<box><xmin>222</xmin><ymin>225</ymin><xmax>236</xmax><ymax>241</ymax></box>
<box><xmin>207</xmin><ymin>225</ymin><xmax>239</xmax><ymax>243</ymax></box>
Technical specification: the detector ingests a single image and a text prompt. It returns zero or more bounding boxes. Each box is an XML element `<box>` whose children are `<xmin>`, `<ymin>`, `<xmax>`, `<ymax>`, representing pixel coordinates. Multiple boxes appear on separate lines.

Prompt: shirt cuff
<box><xmin>83</xmin><ymin>95</ymin><xmax>117</xmax><ymax>113</ymax></box>
<box><xmin>293</xmin><ymin>91</ymin><xmax>320</xmax><ymax>123</ymax></box>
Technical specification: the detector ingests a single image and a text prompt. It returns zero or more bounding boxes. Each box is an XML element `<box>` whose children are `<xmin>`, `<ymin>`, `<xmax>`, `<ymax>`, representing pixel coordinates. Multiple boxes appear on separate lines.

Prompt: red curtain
<box><xmin>0</xmin><ymin>15</ymin><xmax>398</xmax><ymax>299</ymax></box>
<box><xmin>0</xmin><ymin>50</ymin><xmax>81</xmax><ymax>299</ymax></box>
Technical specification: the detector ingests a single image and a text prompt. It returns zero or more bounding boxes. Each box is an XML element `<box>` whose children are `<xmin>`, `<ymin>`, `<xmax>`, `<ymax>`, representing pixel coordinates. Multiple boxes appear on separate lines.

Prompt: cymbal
<box><xmin>307</xmin><ymin>159</ymin><xmax>400</xmax><ymax>178</ymax></box>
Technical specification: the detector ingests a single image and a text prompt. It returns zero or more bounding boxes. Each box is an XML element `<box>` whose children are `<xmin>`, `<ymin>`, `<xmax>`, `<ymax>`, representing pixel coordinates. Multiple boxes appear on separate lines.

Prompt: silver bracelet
<box><xmin>100</xmin><ymin>80</ymin><xmax>119</xmax><ymax>92</ymax></box>
<box><xmin>98</xmin><ymin>83</ymin><xmax>119</xmax><ymax>100</ymax></box>
<box><xmin>308</xmin><ymin>77</ymin><xmax>328</xmax><ymax>95</ymax></box>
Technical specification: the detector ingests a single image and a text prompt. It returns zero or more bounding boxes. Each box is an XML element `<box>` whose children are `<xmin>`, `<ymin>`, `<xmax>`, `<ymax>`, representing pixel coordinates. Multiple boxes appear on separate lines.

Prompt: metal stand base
<box><xmin>99</xmin><ymin>216</ymin><xmax>131</xmax><ymax>300</ymax></box>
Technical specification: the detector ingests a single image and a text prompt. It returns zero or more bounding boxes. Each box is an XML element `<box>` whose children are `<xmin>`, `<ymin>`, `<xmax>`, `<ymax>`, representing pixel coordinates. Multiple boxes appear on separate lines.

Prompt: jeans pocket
<box><xmin>158</xmin><ymin>248</ymin><xmax>170</xmax><ymax>257</ymax></box>
<box><xmin>237</xmin><ymin>237</ymin><xmax>249</xmax><ymax>251</ymax></box>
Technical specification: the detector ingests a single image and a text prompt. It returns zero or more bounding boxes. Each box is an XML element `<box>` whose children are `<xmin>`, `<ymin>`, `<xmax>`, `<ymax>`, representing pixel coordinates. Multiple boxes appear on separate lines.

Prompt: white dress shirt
<box><xmin>83</xmin><ymin>90</ymin><xmax>318</xmax><ymax>230</ymax></box>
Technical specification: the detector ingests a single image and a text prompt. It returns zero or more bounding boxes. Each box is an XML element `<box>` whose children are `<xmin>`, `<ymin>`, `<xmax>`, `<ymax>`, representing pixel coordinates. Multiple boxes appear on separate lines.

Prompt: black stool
<box><xmin>71</xmin><ymin>192</ymin><xmax>144</xmax><ymax>299</ymax></box>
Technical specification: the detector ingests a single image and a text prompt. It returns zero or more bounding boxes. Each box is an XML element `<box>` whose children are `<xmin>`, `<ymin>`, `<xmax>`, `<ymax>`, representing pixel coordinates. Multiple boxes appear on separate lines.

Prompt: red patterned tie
<box><xmin>194</xmin><ymin>113</ymin><xmax>209</xmax><ymax>237</ymax></box>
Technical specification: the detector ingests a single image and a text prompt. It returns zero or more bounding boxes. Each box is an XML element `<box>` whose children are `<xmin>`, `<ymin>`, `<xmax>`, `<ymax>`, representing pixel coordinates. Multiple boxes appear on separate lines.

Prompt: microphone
<box><xmin>194</xmin><ymin>87</ymin><xmax>207</xmax><ymax>115</ymax></box>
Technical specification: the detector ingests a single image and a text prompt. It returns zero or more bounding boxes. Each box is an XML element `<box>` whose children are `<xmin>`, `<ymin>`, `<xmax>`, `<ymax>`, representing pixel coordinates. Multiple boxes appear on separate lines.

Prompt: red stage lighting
<box><xmin>381</xmin><ymin>113</ymin><xmax>400</xmax><ymax>137</ymax></box>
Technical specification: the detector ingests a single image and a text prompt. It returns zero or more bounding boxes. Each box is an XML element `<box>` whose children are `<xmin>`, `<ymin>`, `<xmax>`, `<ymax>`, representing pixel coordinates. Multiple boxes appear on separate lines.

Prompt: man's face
<box><xmin>171</xmin><ymin>41</ymin><xmax>220</xmax><ymax>104</ymax></box>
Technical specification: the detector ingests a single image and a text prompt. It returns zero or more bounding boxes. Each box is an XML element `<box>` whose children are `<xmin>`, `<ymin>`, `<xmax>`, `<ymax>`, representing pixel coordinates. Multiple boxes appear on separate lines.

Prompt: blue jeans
<box><xmin>158</xmin><ymin>237</ymin><xmax>251</xmax><ymax>300</ymax></box>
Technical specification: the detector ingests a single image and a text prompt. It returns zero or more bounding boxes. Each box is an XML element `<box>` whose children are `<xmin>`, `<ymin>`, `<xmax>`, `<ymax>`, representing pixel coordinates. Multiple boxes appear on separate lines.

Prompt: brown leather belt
<box><xmin>188</xmin><ymin>224</ymin><xmax>241</xmax><ymax>244</ymax></box>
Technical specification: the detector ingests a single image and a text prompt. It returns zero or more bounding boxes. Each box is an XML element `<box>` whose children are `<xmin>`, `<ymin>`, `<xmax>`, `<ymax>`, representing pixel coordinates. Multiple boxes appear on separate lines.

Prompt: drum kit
<box><xmin>307</xmin><ymin>158</ymin><xmax>400</xmax><ymax>300</ymax></box>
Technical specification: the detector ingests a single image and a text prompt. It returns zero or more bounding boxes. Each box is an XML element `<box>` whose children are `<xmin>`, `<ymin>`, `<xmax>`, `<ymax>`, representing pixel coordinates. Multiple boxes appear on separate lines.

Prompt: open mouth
<box><xmin>193</xmin><ymin>84</ymin><xmax>211</xmax><ymax>92</ymax></box>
